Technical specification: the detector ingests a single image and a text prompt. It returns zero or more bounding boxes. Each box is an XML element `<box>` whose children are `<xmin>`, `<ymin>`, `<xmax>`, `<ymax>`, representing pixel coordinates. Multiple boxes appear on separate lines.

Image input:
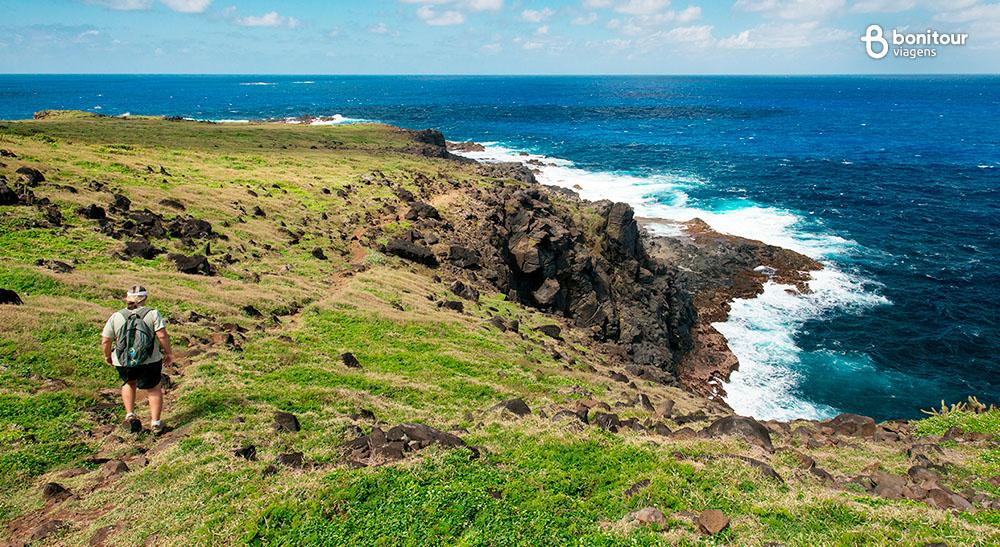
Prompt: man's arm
<box><xmin>101</xmin><ymin>337</ymin><xmax>114</xmax><ymax>365</ymax></box>
<box><xmin>156</xmin><ymin>328</ymin><xmax>173</xmax><ymax>367</ymax></box>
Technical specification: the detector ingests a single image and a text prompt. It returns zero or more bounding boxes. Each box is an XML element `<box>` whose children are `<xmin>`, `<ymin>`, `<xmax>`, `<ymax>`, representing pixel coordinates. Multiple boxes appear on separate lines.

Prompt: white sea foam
<box><xmin>240</xmin><ymin>82</ymin><xmax>276</xmax><ymax>86</ymax></box>
<box><xmin>457</xmin><ymin>142</ymin><xmax>890</xmax><ymax>420</ymax></box>
<box><xmin>309</xmin><ymin>114</ymin><xmax>365</xmax><ymax>125</ymax></box>
<box><xmin>293</xmin><ymin>81</ymin><xmax>316</xmax><ymax>84</ymax></box>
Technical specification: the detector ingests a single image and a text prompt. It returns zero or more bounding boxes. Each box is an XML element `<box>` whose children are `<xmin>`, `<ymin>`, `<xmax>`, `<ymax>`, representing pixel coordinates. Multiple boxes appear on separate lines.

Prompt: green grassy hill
<box><xmin>0</xmin><ymin>112</ymin><xmax>997</xmax><ymax>545</ymax></box>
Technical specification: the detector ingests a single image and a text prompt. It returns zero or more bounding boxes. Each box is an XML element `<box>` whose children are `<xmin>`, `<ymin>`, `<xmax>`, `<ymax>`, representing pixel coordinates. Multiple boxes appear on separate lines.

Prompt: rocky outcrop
<box><xmin>645</xmin><ymin>218</ymin><xmax>823</xmax><ymax>399</ymax></box>
<box><xmin>460</xmin><ymin>186</ymin><xmax>694</xmax><ymax>372</ymax></box>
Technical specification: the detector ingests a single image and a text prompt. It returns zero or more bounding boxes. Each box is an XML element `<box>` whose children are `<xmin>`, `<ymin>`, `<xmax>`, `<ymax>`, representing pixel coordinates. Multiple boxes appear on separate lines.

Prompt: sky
<box><xmin>0</xmin><ymin>0</ymin><xmax>998</xmax><ymax>74</ymax></box>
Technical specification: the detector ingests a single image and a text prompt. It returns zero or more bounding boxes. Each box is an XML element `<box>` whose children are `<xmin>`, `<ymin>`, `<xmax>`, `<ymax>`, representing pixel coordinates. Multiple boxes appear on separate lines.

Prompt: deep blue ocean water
<box><xmin>1</xmin><ymin>75</ymin><xmax>998</xmax><ymax>421</ymax></box>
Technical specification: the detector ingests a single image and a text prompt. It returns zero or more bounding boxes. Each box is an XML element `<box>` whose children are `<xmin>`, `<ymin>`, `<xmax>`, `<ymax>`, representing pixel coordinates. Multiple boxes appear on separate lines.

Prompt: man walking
<box><xmin>101</xmin><ymin>285</ymin><xmax>173</xmax><ymax>435</ymax></box>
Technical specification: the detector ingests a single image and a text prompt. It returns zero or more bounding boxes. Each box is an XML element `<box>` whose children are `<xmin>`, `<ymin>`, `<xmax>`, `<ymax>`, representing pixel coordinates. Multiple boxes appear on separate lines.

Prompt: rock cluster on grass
<box><xmin>343</xmin><ymin>423</ymin><xmax>468</xmax><ymax>466</ymax></box>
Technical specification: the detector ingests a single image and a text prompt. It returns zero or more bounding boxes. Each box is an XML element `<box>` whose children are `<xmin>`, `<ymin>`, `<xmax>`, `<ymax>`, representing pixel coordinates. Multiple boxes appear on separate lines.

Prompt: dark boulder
<box><xmin>41</xmin><ymin>482</ymin><xmax>71</xmax><ymax>501</ymax></box>
<box><xmin>0</xmin><ymin>182</ymin><xmax>19</xmax><ymax>205</ymax></box>
<box><xmin>169</xmin><ymin>254</ymin><xmax>215</xmax><ymax>276</ymax></box>
<box><xmin>276</xmin><ymin>451</ymin><xmax>305</xmax><ymax>468</ymax></box>
<box><xmin>447</xmin><ymin>245</ymin><xmax>481</xmax><ymax>269</ymax></box>
<box><xmin>110</xmin><ymin>193</ymin><xmax>131</xmax><ymax>212</ymax></box>
<box><xmin>0</xmin><ymin>149</ymin><xmax>15</xmax><ymax>158</ymax></box>
<box><xmin>534</xmin><ymin>324</ymin><xmax>562</xmax><ymax>339</ymax></box>
<box><xmin>477</xmin><ymin>162</ymin><xmax>537</xmax><ymax>184</ymax></box>
<box><xmin>233</xmin><ymin>445</ymin><xmax>257</xmax><ymax>461</ymax></box>
<box><xmin>604</xmin><ymin>202</ymin><xmax>641</xmax><ymax>258</ymax></box>
<box><xmin>531</xmin><ymin>279</ymin><xmax>561</xmax><ymax>306</ymax></box>
<box><xmin>0</xmin><ymin>289</ymin><xmax>23</xmax><ymax>305</ymax></box>
<box><xmin>159</xmin><ymin>198</ymin><xmax>185</xmax><ymax>211</ymax></box>
<box><xmin>126</xmin><ymin>209</ymin><xmax>166</xmax><ymax>238</ymax></box>
<box><xmin>405</xmin><ymin>201</ymin><xmax>441</xmax><ymax>221</ymax></box>
<box><xmin>411</xmin><ymin>129</ymin><xmax>446</xmax><ymax>148</ymax></box>
<box><xmin>385</xmin><ymin>238</ymin><xmax>437</xmax><ymax>266</ymax></box>
<box><xmin>123</xmin><ymin>238</ymin><xmax>162</xmax><ymax>260</ymax></box>
<box><xmin>496</xmin><ymin>398</ymin><xmax>531</xmax><ymax>417</ymax></box>
<box><xmin>167</xmin><ymin>217</ymin><xmax>213</xmax><ymax>239</ymax></box>
<box><xmin>441</xmin><ymin>300</ymin><xmax>464</xmax><ymax>312</ymax></box>
<box><xmin>593</xmin><ymin>412</ymin><xmax>621</xmax><ymax>432</ymax></box>
<box><xmin>35</xmin><ymin>259</ymin><xmax>74</xmax><ymax>273</ymax></box>
<box><xmin>273</xmin><ymin>411</ymin><xmax>300</xmax><ymax>432</ymax></box>
<box><xmin>449</xmin><ymin>280</ymin><xmax>479</xmax><ymax>302</ymax></box>
<box><xmin>702</xmin><ymin>415</ymin><xmax>774</xmax><ymax>452</ymax></box>
<box><xmin>341</xmin><ymin>352</ymin><xmax>362</xmax><ymax>369</ymax></box>
<box><xmin>825</xmin><ymin>413</ymin><xmax>877</xmax><ymax>438</ymax></box>
<box><xmin>41</xmin><ymin>205</ymin><xmax>63</xmax><ymax>226</ymax></box>
<box><xmin>78</xmin><ymin>204</ymin><xmax>106</xmax><ymax>220</ymax></box>
<box><xmin>16</xmin><ymin>166</ymin><xmax>45</xmax><ymax>185</ymax></box>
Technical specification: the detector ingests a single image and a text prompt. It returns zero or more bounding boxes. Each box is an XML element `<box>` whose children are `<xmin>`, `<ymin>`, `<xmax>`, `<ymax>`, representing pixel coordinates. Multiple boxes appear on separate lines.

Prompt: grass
<box><xmin>0</xmin><ymin>113</ymin><xmax>997</xmax><ymax>545</ymax></box>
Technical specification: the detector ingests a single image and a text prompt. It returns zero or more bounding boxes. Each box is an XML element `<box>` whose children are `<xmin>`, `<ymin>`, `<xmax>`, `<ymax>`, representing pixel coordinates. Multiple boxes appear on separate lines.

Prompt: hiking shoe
<box><xmin>125</xmin><ymin>416</ymin><xmax>142</xmax><ymax>434</ymax></box>
<box><xmin>151</xmin><ymin>422</ymin><xmax>165</xmax><ymax>436</ymax></box>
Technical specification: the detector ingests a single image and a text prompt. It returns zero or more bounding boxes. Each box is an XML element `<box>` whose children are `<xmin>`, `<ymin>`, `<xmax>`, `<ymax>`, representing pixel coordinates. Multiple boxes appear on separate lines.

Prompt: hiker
<box><xmin>101</xmin><ymin>285</ymin><xmax>173</xmax><ymax>435</ymax></box>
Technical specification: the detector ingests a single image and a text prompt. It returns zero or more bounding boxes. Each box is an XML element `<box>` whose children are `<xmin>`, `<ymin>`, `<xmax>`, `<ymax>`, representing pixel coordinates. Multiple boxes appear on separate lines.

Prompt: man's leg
<box><xmin>121</xmin><ymin>380</ymin><xmax>137</xmax><ymax>416</ymax></box>
<box><xmin>147</xmin><ymin>384</ymin><xmax>163</xmax><ymax>424</ymax></box>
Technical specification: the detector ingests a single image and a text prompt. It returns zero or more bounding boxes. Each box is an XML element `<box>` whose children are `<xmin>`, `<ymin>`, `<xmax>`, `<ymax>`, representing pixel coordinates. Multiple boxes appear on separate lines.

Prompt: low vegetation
<box><xmin>0</xmin><ymin>112</ymin><xmax>997</xmax><ymax>545</ymax></box>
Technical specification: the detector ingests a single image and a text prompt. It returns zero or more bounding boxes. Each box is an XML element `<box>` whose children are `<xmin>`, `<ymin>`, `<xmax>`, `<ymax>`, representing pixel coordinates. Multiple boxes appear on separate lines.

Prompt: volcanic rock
<box><xmin>123</xmin><ymin>238</ymin><xmax>162</xmax><ymax>260</ymax></box>
<box><xmin>16</xmin><ymin>166</ymin><xmax>45</xmax><ymax>185</ymax></box>
<box><xmin>0</xmin><ymin>289</ymin><xmax>23</xmax><ymax>305</ymax></box>
<box><xmin>341</xmin><ymin>352</ymin><xmax>362</xmax><ymax>369</ymax></box>
<box><xmin>825</xmin><ymin>413</ymin><xmax>877</xmax><ymax>438</ymax></box>
<box><xmin>273</xmin><ymin>411</ymin><xmax>301</xmax><ymax>432</ymax></box>
<box><xmin>697</xmin><ymin>509</ymin><xmax>729</xmax><ymax>535</ymax></box>
<box><xmin>78</xmin><ymin>204</ymin><xmax>107</xmax><ymax>220</ymax></box>
<box><xmin>169</xmin><ymin>253</ymin><xmax>215</xmax><ymax>275</ymax></box>
<box><xmin>702</xmin><ymin>415</ymin><xmax>774</xmax><ymax>452</ymax></box>
<box><xmin>497</xmin><ymin>398</ymin><xmax>531</xmax><ymax>417</ymax></box>
<box><xmin>385</xmin><ymin>238</ymin><xmax>437</xmax><ymax>266</ymax></box>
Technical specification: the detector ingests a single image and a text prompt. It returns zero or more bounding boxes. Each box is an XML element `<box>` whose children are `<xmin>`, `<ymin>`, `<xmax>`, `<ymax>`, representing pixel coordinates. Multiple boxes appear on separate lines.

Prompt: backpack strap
<box><xmin>135</xmin><ymin>307</ymin><xmax>152</xmax><ymax>320</ymax></box>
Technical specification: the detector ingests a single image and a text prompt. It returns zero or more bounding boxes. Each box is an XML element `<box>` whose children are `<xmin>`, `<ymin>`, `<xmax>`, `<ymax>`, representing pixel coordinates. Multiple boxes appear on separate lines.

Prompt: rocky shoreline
<box><xmin>444</xmin><ymin>139</ymin><xmax>823</xmax><ymax>405</ymax></box>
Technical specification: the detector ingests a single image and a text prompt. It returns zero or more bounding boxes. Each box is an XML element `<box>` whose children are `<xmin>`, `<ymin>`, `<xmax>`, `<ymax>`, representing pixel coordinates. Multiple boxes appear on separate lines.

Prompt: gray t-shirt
<box><xmin>101</xmin><ymin>308</ymin><xmax>167</xmax><ymax>367</ymax></box>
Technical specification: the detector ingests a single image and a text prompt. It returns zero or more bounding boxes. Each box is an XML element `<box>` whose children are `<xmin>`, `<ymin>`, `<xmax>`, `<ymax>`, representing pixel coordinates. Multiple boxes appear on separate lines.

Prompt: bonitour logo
<box><xmin>861</xmin><ymin>24</ymin><xmax>968</xmax><ymax>60</ymax></box>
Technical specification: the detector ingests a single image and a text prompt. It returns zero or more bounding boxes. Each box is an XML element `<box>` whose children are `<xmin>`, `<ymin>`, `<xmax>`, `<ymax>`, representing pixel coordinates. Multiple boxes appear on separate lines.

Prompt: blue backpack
<box><xmin>114</xmin><ymin>307</ymin><xmax>155</xmax><ymax>367</ymax></box>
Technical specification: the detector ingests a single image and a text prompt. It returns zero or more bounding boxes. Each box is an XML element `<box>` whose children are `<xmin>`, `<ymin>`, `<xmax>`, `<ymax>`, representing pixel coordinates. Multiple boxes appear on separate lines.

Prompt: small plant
<box><xmin>921</xmin><ymin>395</ymin><xmax>997</xmax><ymax>416</ymax></box>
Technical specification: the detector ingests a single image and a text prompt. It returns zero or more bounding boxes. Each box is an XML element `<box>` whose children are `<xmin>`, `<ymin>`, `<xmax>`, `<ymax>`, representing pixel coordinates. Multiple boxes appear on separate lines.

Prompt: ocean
<box><xmin>1</xmin><ymin>74</ymin><xmax>998</xmax><ymax>421</ymax></box>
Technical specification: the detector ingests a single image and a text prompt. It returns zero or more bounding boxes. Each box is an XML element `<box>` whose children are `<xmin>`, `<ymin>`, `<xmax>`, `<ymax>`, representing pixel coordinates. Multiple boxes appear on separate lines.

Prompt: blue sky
<box><xmin>1</xmin><ymin>0</ymin><xmax>998</xmax><ymax>73</ymax></box>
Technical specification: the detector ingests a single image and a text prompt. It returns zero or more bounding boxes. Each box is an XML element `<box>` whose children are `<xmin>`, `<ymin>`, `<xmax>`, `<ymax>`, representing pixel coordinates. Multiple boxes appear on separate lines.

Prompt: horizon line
<box><xmin>1</xmin><ymin>72</ymin><xmax>999</xmax><ymax>77</ymax></box>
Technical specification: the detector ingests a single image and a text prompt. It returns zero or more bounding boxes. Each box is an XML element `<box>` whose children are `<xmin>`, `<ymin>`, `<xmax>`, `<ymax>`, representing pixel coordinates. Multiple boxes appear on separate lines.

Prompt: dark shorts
<box><xmin>116</xmin><ymin>361</ymin><xmax>163</xmax><ymax>389</ymax></box>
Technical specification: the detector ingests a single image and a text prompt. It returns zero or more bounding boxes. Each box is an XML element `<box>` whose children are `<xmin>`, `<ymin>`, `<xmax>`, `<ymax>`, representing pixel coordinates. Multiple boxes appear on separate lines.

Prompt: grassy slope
<box><xmin>0</xmin><ymin>113</ymin><xmax>997</xmax><ymax>546</ymax></box>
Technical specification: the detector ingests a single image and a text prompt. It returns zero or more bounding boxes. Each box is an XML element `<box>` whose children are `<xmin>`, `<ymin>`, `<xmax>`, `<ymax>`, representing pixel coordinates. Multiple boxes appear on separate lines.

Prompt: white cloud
<box><xmin>606</xmin><ymin>5</ymin><xmax>701</xmax><ymax>35</ymax></box>
<box><xmin>369</xmin><ymin>22</ymin><xmax>392</xmax><ymax>34</ymax></box>
<box><xmin>536</xmin><ymin>25</ymin><xmax>550</xmax><ymax>35</ymax></box>
<box><xmin>521</xmin><ymin>8</ymin><xmax>555</xmax><ymax>22</ymax></box>
<box><xmin>86</xmin><ymin>0</ymin><xmax>152</xmax><ymax>10</ymax></box>
<box><xmin>74</xmin><ymin>29</ymin><xmax>101</xmax><ymax>42</ymax></box>
<box><xmin>717</xmin><ymin>20</ymin><xmax>853</xmax><ymax>48</ymax></box>
<box><xmin>236</xmin><ymin>11</ymin><xmax>300</xmax><ymax>28</ymax></box>
<box><xmin>159</xmin><ymin>0</ymin><xmax>212</xmax><ymax>13</ymax></box>
<box><xmin>584</xmin><ymin>0</ymin><xmax>615</xmax><ymax>7</ymax></box>
<box><xmin>735</xmin><ymin>0</ymin><xmax>845</xmax><ymax>20</ymax></box>
<box><xmin>86</xmin><ymin>0</ymin><xmax>212</xmax><ymax>12</ymax></box>
<box><xmin>400</xmin><ymin>0</ymin><xmax>503</xmax><ymax>11</ymax></box>
<box><xmin>573</xmin><ymin>12</ymin><xmax>600</xmax><ymax>24</ymax></box>
<box><xmin>481</xmin><ymin>42</ymin><xmax>502</xmax><ymax>53</ymax></box>
<box><xmin>616</xmin><ymin>0</ymin><xmax>672</xmax><ymax>15</ymax></box>
<box><xmin>417</xmin><ymin>5</ymin><xmax>466</xmax><ymax>25</ymax></box>
<box><xmin>849</xmin><ymin>0</ymin><xmax>916</xmax><ymax>13</ymax></box>
<box><xmin>935</xmin><ymin>2</ymin><xmax>1000</xmax><ymax>23</ymax></box>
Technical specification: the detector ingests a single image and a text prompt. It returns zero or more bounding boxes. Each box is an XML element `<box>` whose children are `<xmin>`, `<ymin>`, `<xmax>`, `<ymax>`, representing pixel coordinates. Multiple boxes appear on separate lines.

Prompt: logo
<box><xmin>861</xmin><ymin>24</ymin><xmax>889</xmax><ymax>59</ymax></box>
<box><xmin>861</xmin><ymin>24</ymin><xmax>968</xmax><ymax>60</ymax></box>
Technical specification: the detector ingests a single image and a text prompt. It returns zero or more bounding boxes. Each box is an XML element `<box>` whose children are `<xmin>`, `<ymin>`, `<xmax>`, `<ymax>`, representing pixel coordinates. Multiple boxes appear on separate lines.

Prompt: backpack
<box><xmin>114</xmin><ymin>307</ymin><xmax>156</xmax><ymax>368</ymax></box>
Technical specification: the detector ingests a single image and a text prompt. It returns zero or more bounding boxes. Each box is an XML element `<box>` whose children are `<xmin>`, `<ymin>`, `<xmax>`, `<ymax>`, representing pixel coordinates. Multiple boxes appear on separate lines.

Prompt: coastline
<box><xmin>448</xmin><ymin>140</ymin><xmax>825</xmax><ymax>409</ymax></box>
